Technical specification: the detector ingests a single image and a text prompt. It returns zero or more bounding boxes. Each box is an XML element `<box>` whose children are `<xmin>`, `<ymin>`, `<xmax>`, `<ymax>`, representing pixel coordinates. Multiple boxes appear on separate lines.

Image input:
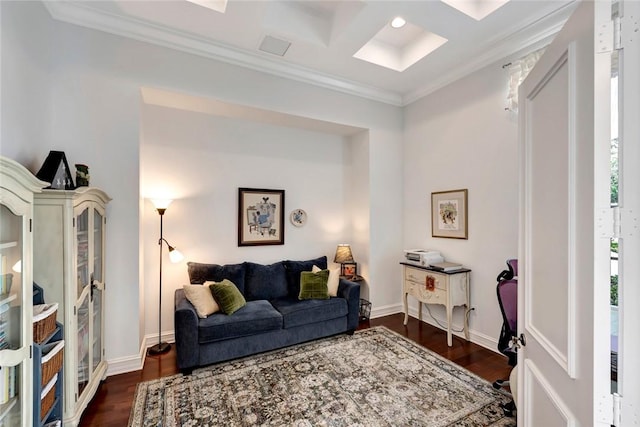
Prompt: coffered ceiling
<box><xmin>43</xmin><ymin>0</ymin><xmax>577</xmax><ymax>106</ymax></box>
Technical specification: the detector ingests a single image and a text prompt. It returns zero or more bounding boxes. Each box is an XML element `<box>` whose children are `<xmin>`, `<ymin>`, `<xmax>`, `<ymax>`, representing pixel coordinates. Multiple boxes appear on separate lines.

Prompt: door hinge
<box><xmin>614</xmin><ymin>16</ymin><xmax>622</xmax><ymax>50</ymax></box>
<box><xmin>607</xmin><ymin>207</ymin><xmax>639</xmax><ymax>238</ymax></box>
<box><xmin>73</xmin><ymin>217</ymin><xmax>76</xmax><ymax>228</ymax></box>
<box><xmin>597</xmin><ymin>207</ymin><xmax>637</xmax><ymax>239</ymax></box>
<box><xmin>598</xmin><ymin>17</ymin><xmax>623</xmax><ymax>53</ymax></box>
<box><xmin>74</xmin><ymin>305</ymin><xmax>77</xmax><ymax>316</ymax></box>
<box><xmin>613</xmin><ymin>393</ymin><xmax>622</xmax><ymax>427</ymax></box>
<box><xmin>613</xmin><ymin>206</ymin><xmax>622</xmax><ymax>238</ymax></box>
<box><xmin>29</xmin><ymin>345</ymin><xmax>32</xmax><ymax>359</ymax></box>
<box><xmin>621</xmin><ymin>13</ymin><xmax>639</xmax><ymax>48</ymax></box>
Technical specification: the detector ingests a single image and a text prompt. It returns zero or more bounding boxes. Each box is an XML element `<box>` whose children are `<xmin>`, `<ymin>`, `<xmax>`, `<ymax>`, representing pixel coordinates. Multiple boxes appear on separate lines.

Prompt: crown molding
<box><xmin>43</xmin><ymin>1</ymin><xmax>575</xmax><ymax>108</ymax></box>
<box><xmin>403</xmin><ymin>1</ymin><xmax>576</xmax><ymax>105</ymax></box>
<box><xmin>42</xmin><ymin>1</ymin><xmax>403</xmax><ymax>106</ymax></box>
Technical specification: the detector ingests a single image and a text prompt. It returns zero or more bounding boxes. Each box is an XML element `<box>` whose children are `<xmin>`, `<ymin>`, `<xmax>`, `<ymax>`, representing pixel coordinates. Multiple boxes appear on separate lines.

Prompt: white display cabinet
<box><xmin>33</xmin><ymin>187</ymin><xmax>111</xmax><ymax>427</ymax></box>
<box><xmin>0</xmin><ymin>156</ymin><xmax>47</xmax><ymax>426</ymax></box>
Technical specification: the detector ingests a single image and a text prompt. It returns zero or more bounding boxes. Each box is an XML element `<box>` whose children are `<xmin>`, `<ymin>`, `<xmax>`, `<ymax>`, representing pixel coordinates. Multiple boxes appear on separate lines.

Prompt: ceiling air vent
<box><xmin>259</xmin><ymin>36</ymin><xmax>291</xmax><ymax>57</ymax></box>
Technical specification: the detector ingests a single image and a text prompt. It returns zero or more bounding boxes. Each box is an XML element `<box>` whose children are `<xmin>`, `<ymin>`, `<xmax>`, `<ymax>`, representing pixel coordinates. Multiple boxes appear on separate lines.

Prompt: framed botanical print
<box><xmin>431</xmin><ymin>189</ymin><xmax>468</xmax><ymax>239</ymax></box>
<box><xmin>238</xmin><ymin>188</ymin><xmax>285</xmax><ymax>246</ymax></box>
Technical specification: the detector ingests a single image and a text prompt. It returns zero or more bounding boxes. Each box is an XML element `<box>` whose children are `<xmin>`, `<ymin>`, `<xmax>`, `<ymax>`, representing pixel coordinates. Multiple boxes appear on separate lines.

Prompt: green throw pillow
<box><xmin>299</xmin><ymin>269</ymin><xmax>330</xmax><ymax>300</ymax></box>
<box><xmin>209</xmin><ymin>279</ymin><xmax>246</xmax><ymax>315</ymax></box>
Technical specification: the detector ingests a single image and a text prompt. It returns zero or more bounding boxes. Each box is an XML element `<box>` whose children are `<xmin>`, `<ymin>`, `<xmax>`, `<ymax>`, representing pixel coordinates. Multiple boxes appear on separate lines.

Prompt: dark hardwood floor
<box><xmin>79</xmin><ymin>314</ymin><xmax>511</xmax><ymax>426</ymax></box>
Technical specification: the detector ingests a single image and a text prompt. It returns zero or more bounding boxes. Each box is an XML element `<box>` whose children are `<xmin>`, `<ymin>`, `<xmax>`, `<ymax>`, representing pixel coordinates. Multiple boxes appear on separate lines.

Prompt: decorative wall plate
<box><xmin>290</xmin><ymin>209</ymin><xmax>307</xmax><ymax>227</ymax></box>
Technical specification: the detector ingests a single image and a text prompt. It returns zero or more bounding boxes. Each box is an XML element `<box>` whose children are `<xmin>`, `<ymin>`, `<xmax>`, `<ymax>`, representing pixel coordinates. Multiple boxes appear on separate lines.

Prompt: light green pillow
<box><xmin>209</xmin><ymin>279</ymin><xmax>246</xmax><ymax>315</ymax></box>
<box><xmin>299</xmin><ymin>269</ymin><xmax>330</xmax><ymax>300</ymax></box>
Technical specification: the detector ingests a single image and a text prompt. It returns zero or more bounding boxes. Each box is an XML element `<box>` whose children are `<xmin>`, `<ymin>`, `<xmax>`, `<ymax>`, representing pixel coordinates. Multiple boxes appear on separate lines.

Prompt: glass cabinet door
<box><xmin>76</xmin><ymin>293</ymin><xmax>90</xmax><ymax>398</ymax></box>
<box><xmin>92</xmin><ymin>209</ymin><xmax>104</xmax><ymax>373</ymax></box>
<box><xmin>76</xmin><ymin>208</ymin><xmax>90</xmax><ymax>299</ymax></box>
<box><xmin>0</xmin><ymin>204</ymin><xmax>25</xmax><ymax>425</ymax></box>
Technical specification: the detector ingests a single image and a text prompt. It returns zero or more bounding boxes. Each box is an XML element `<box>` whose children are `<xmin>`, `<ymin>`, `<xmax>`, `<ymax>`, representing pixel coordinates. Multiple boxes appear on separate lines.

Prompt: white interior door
<box><xmin>518</xmin><ymin>1</ymin><xmax>612</xmax><ymax>425</ymax></box>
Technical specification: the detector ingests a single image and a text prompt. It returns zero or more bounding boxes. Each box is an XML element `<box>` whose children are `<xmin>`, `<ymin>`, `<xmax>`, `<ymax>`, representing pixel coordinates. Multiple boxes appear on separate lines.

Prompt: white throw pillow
<box><xmin>312</xmin><ymin>265</ymin><xmax>340</xmax><ymax>297</ymax></box>
<box><xmin>183</xmin><ymin>284</ymin><xmax>220</xmax><ymax>318</ymax></box>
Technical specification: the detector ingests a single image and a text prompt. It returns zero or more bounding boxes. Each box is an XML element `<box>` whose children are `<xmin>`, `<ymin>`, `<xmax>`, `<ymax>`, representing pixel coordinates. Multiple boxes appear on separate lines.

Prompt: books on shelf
<box><xmin>429</xmin><ymin>261</ymin><xmax>465</xmax><ymax>272</ymax></box>
<box><xmin>0</xmin><ymin>365</ymin><xmax>17</xmax><ymax>405</ymax></box>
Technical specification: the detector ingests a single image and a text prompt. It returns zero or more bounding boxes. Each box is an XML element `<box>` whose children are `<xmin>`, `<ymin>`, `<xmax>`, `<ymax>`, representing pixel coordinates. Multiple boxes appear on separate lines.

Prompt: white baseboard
<box><xmin>106</xmin><ymin>343</ymin><xmax>145</xmax><ymax>377</ymax></box>
<box><xmin>370</xmin><ymin>303</ymin><xmax>404</xmax><ymax>319</ymax></box>
<box><xmin>405</xmin><ymin>306</ymin><xmax>501</xmax><ymax>354</ymax></box>
<box><xmin>106</xmin><ymin>330</ymin><xmax>176</xmax><ymax>376</ymax></box>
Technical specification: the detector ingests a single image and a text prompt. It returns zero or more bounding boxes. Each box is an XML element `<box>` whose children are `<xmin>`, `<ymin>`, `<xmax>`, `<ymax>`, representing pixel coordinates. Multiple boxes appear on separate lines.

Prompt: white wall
<box><xmin>141</xmin><ymin>104</ymin><xmax>365</xmax><ymax>339</ymax></box>
<box><xmin>0</xmin><ymin>1</ymin><xmax>52</xmax><ymax>168</ymax></box>
<box><xmin>403</xmin><ymin>59</ymin><xmax>519</xmax><ymax>349</ymax></box>
<box><xmin>1</xmin><ymin>1</ymin><xmax>403</xmax><ymax>373</ymax></box>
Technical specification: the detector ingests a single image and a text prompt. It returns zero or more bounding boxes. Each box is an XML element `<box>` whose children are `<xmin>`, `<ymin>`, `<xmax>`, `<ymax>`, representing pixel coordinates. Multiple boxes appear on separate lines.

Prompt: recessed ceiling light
<box><xmin>184</xmin><ymin>0</ymin><xmax>228</xmax><ymax>13</ymax></box>
<box><xmin>390</xmin><ymin>17</ymin><xmax>406</xmax><ymax>29</ymax></box>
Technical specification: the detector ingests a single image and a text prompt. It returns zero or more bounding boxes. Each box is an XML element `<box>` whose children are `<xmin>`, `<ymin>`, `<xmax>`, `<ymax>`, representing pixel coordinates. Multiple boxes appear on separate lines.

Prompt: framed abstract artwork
<box><xmin>238</xmin><ymin>188</ymin><xmax>285</xmax><ymax>246</ymax></box>
<box><xmin>431</xmin><ymin>189</ymin><xmax>468</xmax><ymax>239</ymax></box>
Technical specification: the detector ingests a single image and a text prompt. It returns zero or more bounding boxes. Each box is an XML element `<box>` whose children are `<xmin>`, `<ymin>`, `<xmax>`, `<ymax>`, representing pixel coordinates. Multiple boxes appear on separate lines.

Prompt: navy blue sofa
<box><xmin>174</xmin><ymin>256</ymin><xmax>360</xmax><ymax>373</ymax></box>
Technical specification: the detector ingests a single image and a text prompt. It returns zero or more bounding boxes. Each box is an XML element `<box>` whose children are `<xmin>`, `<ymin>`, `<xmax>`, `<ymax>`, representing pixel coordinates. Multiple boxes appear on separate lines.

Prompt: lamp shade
<box><xmin>334</xmin><ymin>244</ymin><xmax>355</xmax><ymax>263</ymax></box>
<box><xmin>168</xmin><ymin>248</ymin><xmax>184</xmax><ymax>263</ymax></box>
<box><xmin>151</xmin><ymin>198</ymin><xmax>173</xmax><ymax>210</ymax></box>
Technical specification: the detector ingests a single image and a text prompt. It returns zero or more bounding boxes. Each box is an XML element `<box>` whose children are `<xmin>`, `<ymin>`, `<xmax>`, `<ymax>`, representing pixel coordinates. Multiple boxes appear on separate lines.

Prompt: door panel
<box><xmin>527</xmin><ymin>51</ymin><xmax>572</xmax><ymax>374</ymax></box>
<box><xmin>525</xmin><ymin>360</ymin><xmax>576</xmax><ymax>426</ymax></box>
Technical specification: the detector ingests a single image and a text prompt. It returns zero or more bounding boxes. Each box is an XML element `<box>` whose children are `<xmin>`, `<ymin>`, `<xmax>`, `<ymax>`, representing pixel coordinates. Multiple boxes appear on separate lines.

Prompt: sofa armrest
<box><xmin>174</xmin><ymin>289</ymin><xmax>199</xmax><ymax>371</ymax></box>
<box><xmin>338</xmin><ymin>278</ymin><xmax>361</xmax><ymax>331</ymax></box>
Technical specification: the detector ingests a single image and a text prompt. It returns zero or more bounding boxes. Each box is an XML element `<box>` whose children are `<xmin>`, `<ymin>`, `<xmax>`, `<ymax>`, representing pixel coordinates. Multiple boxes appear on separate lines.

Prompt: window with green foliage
<box><xmin>610</xmin><ymin>135</ymin><xmax>618</xmax><ymax>307</ymax></box>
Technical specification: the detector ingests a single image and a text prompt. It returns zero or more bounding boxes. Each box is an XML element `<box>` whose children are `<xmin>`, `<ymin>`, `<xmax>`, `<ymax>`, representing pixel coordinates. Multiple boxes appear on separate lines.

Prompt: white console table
<box><xmin>401</xmin><ymin>262</ymin><xmax>471</xmax><ymax>346</ymax></box>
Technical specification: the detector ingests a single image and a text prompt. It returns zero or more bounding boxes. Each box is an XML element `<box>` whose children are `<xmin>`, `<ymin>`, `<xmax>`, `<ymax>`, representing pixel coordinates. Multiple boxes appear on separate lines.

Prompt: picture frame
<box><xmin>341</xmin><ymin>262</ymin><xmax>357</xmax><ymax>277</ymax></box>
<box><xmin>238</xmin><ymin>188</ymin><xmax>285</xmax><ymax>246</ymax></box>
<box><xmin>431</xmin><ymin>189</ymin><xmax>468</xmax><ymax>239</ymax></box>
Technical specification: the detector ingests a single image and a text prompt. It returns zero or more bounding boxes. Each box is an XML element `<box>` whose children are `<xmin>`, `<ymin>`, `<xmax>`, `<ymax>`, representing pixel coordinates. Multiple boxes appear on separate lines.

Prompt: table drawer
<box><xmin>406</xmin><ymin>281</ymin><xmax>447</xmax><ymax>304</ymax></box>
<box><xmin>405</xmin><ymin>267</ymin><xmax>446</xmax><ymax>290</ymax></box>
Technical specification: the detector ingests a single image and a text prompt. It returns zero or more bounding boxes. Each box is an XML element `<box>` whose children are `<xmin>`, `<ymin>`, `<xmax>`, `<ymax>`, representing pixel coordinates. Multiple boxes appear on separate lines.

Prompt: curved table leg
<box><xmin>403</xmin><ymin>292</ymin><xmax>409</xmax><ymax>325</ymax></box>
<box><xmin>464</xmin><ymin>306</ymin><xmax>470</xmax><ymax>341</ymax></box>
<box><xmin>447</xmin><ymin>305</ymin><xmax>453</xmax><ymax>346</ymax></box>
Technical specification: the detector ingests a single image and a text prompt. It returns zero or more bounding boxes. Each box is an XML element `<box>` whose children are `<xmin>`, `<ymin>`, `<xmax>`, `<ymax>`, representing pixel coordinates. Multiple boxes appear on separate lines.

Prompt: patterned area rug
<box><xmin>129</xmin><ymin>327</ymin><xmax>515</xmax><ymax>426</ymax></box>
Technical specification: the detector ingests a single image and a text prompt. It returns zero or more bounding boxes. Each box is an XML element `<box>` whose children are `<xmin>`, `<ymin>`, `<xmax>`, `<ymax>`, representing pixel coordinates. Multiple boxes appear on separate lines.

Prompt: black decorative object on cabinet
<box><xmin>35</xmin><ymin>151</ymin><xmax>75</xmax><ymax>190</ymax></box>
<box><xmin>33</xmin><ymin>283</ymin><xmax>64</xmax><ymax>427</ymax></box>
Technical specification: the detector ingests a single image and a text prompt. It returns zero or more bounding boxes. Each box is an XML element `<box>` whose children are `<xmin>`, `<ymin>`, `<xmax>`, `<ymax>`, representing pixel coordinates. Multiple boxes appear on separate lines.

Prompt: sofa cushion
<box><xmin>198</xmin><ymin>300</ymin><xmax>282</xmax><ymax>343</ymax></box>
<box><xmin>270</xmin><ymin>297</ymin><xmax>348</xmax><ymax>329</ymax></box>
<box><xmin>283</xmin><ymin>256</ymin><xmax>328</xmax><ymax>298</ymax></box>
<box><xmin>209</xmin><ymin>280</ymin><xmax>246</xmax><ymax>315</ymax></box>
<box><xmin>183</xmin><ymin>284</ymin><xmax>220</xmax><ymax>318</ymax></box>
<box><xmin>299</xmin><ymin>270</ymin><xmax>329</xmax><ymax>300</ymax></box>
<box><xmin>187</xmin><ymin>262</ymin><xmax>246</xmax><ymax>294</ymax></box>
<box><xmin>312</xmin><ymin>265</ymin><xmax>340</xmax><ymax>297</ymax></box>
<box><xmin>244</xmin><ymin>261</ymin><xmax>288</xmax><ymax>301</ymax></box>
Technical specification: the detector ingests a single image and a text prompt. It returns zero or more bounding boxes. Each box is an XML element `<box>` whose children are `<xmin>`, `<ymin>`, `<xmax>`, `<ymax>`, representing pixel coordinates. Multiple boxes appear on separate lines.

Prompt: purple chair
<box><xmin>493</xmin><ymin>259</ymin><xmax>518</xmax><ymax>416</ymax></box>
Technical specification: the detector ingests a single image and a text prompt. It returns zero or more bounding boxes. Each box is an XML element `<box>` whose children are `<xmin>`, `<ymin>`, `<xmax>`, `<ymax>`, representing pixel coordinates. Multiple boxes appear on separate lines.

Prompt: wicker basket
<box><xmin>359</xmin><ymin>298</ymin><xmax>371</xmax><ymax>321</ymax></box>
<box><xmin>40</xmin><ymin>374</ymin><xmax>58</xmax><ymax>419</ymax></box>
<box><xmin>41</xmin><ymin>341</ymin><xmax>64</xmax><ymax>387</ymax></box>
<box><xmin>33</xmin><ymin>303</ymin><xmax>58</xmax><ymax>344</ymax></box>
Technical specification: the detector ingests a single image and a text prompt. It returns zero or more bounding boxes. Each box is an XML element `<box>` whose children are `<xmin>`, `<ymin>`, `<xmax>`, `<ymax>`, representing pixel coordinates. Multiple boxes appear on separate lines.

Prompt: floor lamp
<box><xmin>148</xmin><ymin>199</ymin><xmax>184</xmax><ymax>356</ymax></box>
